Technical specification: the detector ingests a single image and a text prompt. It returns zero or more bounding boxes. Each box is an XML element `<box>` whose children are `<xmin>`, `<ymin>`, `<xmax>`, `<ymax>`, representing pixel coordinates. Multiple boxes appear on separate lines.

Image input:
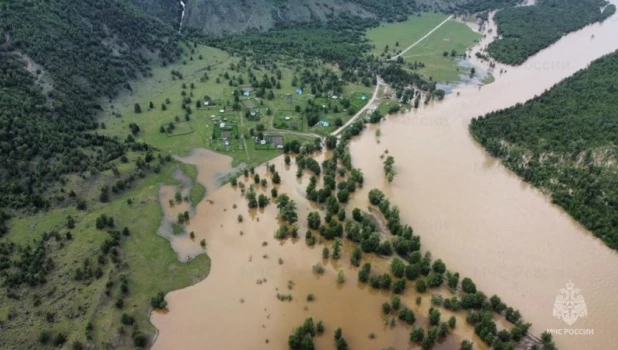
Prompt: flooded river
<box><xmin>152</xmin><ymin>4</ymin><xmax>618</xmax><ymax>350</ymax></box>
<box><xmin>349</xmin><ymin>6</ymin><xmax>618</xmax><ymax>350</ymax></box>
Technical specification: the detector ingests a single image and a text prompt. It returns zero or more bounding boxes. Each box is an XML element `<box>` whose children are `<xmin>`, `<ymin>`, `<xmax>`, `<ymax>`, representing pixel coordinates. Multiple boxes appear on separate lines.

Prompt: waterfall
<box><xmin>179</xmin><ymin>0</ymin><xmax>186</xmax><ymax>33</ymax></box>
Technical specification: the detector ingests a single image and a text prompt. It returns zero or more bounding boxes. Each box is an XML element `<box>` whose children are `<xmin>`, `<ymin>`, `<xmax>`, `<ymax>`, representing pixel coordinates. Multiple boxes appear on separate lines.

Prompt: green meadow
<box><xmin>0</xmin><ymin>162</ymin><xmax>210</xmax><ymax>348</ymax></box>
<box><xmin>366</xmin><ymin>13</ymin><xmax>449</xmax><ymax>57</ymax></box>
<box><xmin>366</xmin><ymin>14</ymin><xmax>481</xmax><ymax>83</ymax></box>
<box><xmin>402</xmin><ymin>20</ymin><xmax>481</xmax><ymax>82</ymax></box>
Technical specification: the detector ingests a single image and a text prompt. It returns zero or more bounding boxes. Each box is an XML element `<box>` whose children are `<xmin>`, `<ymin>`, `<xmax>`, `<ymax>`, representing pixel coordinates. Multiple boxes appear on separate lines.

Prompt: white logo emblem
<box><xmin>553</xmin><ymin>281</ymin><xmax>587</xmax><ymax>326</ymax></box>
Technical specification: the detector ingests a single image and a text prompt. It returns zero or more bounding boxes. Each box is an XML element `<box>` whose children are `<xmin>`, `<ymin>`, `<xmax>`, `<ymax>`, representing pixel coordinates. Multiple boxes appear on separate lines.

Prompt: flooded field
<box><xmin>157</xmin><ymin>149</ymin><xmax>243</xmax><ymax>262</ymax></box>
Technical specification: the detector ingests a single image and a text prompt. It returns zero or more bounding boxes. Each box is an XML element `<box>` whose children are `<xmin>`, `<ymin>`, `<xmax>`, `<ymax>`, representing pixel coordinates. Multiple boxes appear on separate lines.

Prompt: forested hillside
<box><xmin>132</xmin><ymin>0</ymin><xmax>182</xmax><ymax>28</ymax></box>
<box><xmin>488</xmin><ymin>0</ymin><xmax>616</xmax><ymax>65</ymax></box>
<box><xmin>0</xmin><ymin>0</ymin><xmax>181</xmax><ymax>211</ymax></box>
<box><xmin>470</xmin><ymin>51</ymin><xmax>618</xmax><ymax>250</ymax></box>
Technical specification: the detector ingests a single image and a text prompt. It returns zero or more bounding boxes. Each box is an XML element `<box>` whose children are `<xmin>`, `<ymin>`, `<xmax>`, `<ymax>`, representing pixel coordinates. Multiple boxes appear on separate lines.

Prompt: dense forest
<box><xmin>470</xmin><ymin>50</ymin><xmax>618</xmax><ymax>250</ymax></box>
<box><xmin>0</xmin><ymin>0</ymin><xmax>181</xmax><ymax>211</ymax></box>
<box><xmin>199</xmin><ymin>14</ymin><xmax>376</xmax><ymax>65</ymax></box>
<box><xmin>488</xmin><ymin>0</ymin><xmax>616</xmax><ymax>65</ymax></box>
<box><xmin>452</xmin><ymin>0</ymin><xmax>520</xmax><ymax>14</ymax></box>
<box><xmin>131</xmin><ymin>0</ymin><xmax>182</xmax><ymax>27</ymax></box>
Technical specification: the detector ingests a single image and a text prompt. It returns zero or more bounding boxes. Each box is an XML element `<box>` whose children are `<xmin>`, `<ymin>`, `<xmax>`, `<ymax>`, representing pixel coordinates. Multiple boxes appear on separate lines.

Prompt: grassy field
<box><xmin>366</xmin><ymin>13</ymin><xmax>449</xmax><ymax>57</ymax></box>
<box><xmin>401</xmin><ymin>20</ymin><xmax>481</xmax><ymax>82</ymax></box>
<box><xmin>101</xmin><ymin>44</ymin><xmax>373</xmax><ymax>161</ymax></box>
<box><xmin>366</xmin><ymin>13</ymin><xmax>481</xmax><ymax>83</ymax></box>
<box><xmin>0</xmin><ymin>163</ymin><xmax>210</xmax><ymax>348</ymax></box>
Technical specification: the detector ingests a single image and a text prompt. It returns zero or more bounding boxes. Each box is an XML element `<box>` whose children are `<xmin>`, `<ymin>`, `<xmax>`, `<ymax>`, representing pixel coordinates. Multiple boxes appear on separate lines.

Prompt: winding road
<box><xmin>264</xmin><ymin>15</ymin><xmax>453</xmax><ymax>140</ymax></box>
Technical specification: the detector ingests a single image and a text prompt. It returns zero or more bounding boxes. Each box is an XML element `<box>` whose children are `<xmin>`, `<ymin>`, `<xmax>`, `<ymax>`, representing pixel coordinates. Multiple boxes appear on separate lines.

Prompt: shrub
<box><xmin>382</xmin><ymin>302</ymin><xmax>392</xmax><ymax>315</ymax></box>
<box><xmin>415</xmin><ymin>279</ymin><xmax>427</xmax><ymax>293</ymax></box>
<box><xmin>312</xmin><ymin>263</ymin><xmax>325</xmax><ymax>274</ymax></box>
<box><xmin>462</xmin><ymin>278</ymin><xmax>477</xmax><ymax>293</ymax></box>
<box><xmin>391</xmin><ymin>295</ymin><xmax>401</xmax><ymax>310</ymax></box>
<box><xmin>151</xmin><ymin>292</ymin><xmax>167</xmax><ymax>309</ymax></box>
<box><xmin>398</xmin><ymin>307</ymin><xmax>415</xmax><ymax>324</ymax></box>
<box><xmin>121</xmin><ymin>313</ymin><xmax>135</xmax><ymax>325</ymax></box>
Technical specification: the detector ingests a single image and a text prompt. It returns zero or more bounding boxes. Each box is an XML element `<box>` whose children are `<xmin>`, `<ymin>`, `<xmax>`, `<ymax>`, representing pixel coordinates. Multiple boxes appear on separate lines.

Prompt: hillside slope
<box><xmin>183</xmin><ymin>0</ymin><xmax>375</xmax><ymax>34</ymax></box>
<box><xmin>179</xmin><ymin>0</ymin><xmax>519</xmax><ymax>35</ymax></box>
<box><xmin>0</xmin><ymin>0</ymin><xmax>181</xmax><ymax>211</ymax></box>
<box><xmin>132</xmin><ymin>0</ymin><xmax>182</xmax><ymax>27</ymax></box>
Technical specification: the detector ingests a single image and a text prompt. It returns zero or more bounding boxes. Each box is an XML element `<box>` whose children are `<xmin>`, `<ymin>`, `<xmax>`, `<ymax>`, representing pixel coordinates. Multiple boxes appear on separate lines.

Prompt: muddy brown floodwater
<box><xmin>348</xmin><ymin>6</ymin><xmax>618</xmax><ymax>350</ymax></box>
<box><xmin>152</xmin><ymin>4</ymin><xmax>618</xmax><ymax>350</ymax></box>
<box><xmin>153</xmin><ymin>152</ymin><xmax>492</xmax><ymax>349</ymax></box>
<box><xmin>157</xmin><ymin>149</ymin><xmax>244</xmax><ymax>262</ymax></box>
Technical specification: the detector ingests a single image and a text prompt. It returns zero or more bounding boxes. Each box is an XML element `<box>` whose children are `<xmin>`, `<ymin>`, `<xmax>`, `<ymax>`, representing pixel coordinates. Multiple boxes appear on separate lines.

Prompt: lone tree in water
<box><xmin>258</xmin><ymin>194</ymin><xmax>269</xmax><ymax>208</ymax></box>
<box><xmin>368</xmin><ymin>189</ymin><xmax>385</xmax><ymax>205</ymax></box>
<box><xmin>336</xmin><ymin>270</ymin><xmax>345</xmax><ymax>284</ymax></box>
<box><xmin>383</xmin><ymin>156</ymin><xmax>396</xmax><ymax>182</ymax></box>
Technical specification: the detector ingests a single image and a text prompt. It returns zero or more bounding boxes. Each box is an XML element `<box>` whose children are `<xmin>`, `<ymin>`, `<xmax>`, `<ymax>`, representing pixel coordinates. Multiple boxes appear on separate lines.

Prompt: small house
<box><xmin>260</xmin><ymin>140</ymin><xmax>266</xmax><ymax>145</ymax></box>
<box><xmin>317</xmin><ymin>121</ymin><xmax>329</xmax><ymax>127</ymax></box>
<box><xmin>361</xmin><ymin>95</ymin><xmax>367</xmax><ymax>101</ymax></box>
<box><xmin>219</xmin><ymin>109</ymin><xmax>225</xmax><ymax>113</ymax></box>
<box><xmin>220</xmin><ymin>122</ymin><xmax>226</xmax><ymax>128</ymax></box>
<box><xmin>270</xmin><ymin>136</ymin><xmax>284</xmax><ymax>147</ymax></box>
<box><xmin>204</xmin><ymin>101</ymin><xmax>210</xmax><ymax>106</ymax></box>
<box><xmin>296</xmin><ymin>89</ymin><xmax>303</xmax><ymax>95</ymax></box>
<box><xmin>285</xmin><ymin>116</ymin><xmax>291</xmax><ymax>120</ymax></box>
<box><xmin>243</xmin><ymin>91</ymin><xmax>250</xmax><ymax>97</ymax></box>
